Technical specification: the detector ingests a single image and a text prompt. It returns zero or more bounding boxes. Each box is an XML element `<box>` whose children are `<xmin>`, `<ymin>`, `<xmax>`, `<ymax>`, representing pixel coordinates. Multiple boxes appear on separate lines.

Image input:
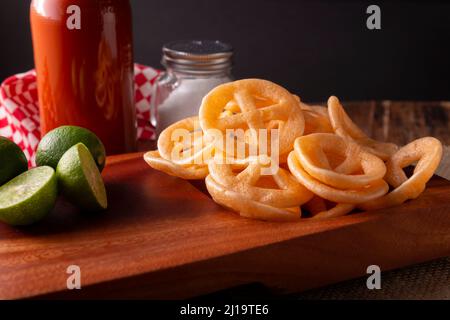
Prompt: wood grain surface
<box><xmin>0</xmin><ymin>101</ymin><xmax>449</xmax><ymax>299</ymax></box>
<box><xmin>337</xmin><ymin>101</ymin><xmax>450</xmax><ymax>145</ymax></box>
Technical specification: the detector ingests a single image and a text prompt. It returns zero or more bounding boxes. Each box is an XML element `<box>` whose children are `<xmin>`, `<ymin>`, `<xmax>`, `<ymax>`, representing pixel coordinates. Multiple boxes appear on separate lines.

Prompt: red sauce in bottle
<box><xmin>30</xmin><ymin>0</ymin><xmax>137</xmax><ymax>154</ymax></box>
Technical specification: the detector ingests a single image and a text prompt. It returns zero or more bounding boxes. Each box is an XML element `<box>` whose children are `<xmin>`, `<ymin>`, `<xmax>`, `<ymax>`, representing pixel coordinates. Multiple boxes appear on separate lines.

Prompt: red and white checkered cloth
<box><xmin>0</xmin><ymin>64</ymin><xmax>160</xmax><ymax>166</ymax></box>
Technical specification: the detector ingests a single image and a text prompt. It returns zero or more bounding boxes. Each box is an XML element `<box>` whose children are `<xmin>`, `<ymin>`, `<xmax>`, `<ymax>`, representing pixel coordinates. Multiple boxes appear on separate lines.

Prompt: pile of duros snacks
<box><xmin>144</xmin><ymin>79</ymin><xmax>443</xmax><ymax>222</ymax></box>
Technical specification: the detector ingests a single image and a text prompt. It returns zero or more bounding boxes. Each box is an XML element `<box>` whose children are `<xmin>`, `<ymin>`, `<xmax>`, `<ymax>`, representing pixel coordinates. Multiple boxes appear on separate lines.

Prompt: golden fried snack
<box><xmin>309</xmin><ymin>105</ymin><xmax>329</xmax><ymax>117</ymax></box>
<box><xmin>296</xmin><ymin>95</ymin><xmax>332</xmax><ymax>132</ymax></box>
<box><xmin>205</xmin><ymin>175</ymin><xmax>301</xmax><ymax>222</ymax></box>
<box><xmin>304</xmin><ymin>196</ymin><xmax>355</xmax><ymax>220</ymax></box>
<box><xmin>288</xmin><ymin>151</ymin><xmax>389</xmax><ymax>204</ymax></box>
<box><xmin>144</xmin><ymin>151</ymin><xmax>208</xmax><ymax>180</ymax></box>
<box><xmin>145</xmin><ymin>78</ymin><xmax>443</xmax><ymax>223</ymax></box>
<box><xmin>208</xmin><ymin>158</ymin><xmax>314</xmax><ymax>208</ymax></box>
<box><xmin>328</xmin><ymin>96</ymin><xmax>398</xmax><ymax>160</ymax></box>
<box><xmin>312</xmin><ymin>203</ymin><xmax>355</xmax><ymax>219</ymax></box>
<box><xmin>300</xmin><ymin>103</ymin><xmax>334</xmax><ymax>135</ymax></box>
<box><xmin>199</xmin><ymin>79</ymin><xmax>305</xmax><ymax>156</ymax></box>
<box><xmin>303</xmin><ymin>195</ymin><xmax>327</xmax><ymax>214</ymax></box>
<box><xmin>158</xmin><ymin>116</ymin><xmax>214</xmax><ymax>166</ymax></box>
<box><xmin>157</xmin><ymin>116</ymin><xmax>253</xmax><ymax>168</ymax></box>
<box><xmin>359</xmin><ymin>137</ymin><xmax>442</xmax><ymax>210</ymax></box>
<box><xmin>294</xmin><ymin>133</ymin><xmax>387</xmax><ymax>189</ymax></box>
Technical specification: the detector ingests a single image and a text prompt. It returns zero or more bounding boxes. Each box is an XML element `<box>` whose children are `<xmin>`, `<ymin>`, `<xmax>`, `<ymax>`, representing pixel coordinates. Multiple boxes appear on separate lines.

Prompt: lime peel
<box><xmin>0</xmin><ymin>137</ymin><xmax>28</xmax><ymax>186</ymax></box>
<box><xmin>36</xmin><ymin>126</ymin><xmax>106</xmax><ymax>172</ymax></box>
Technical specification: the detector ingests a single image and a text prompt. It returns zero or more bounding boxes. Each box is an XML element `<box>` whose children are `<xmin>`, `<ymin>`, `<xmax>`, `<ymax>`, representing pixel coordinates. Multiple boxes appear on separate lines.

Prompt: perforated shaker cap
<box><xmin>162</xmin><ymin>40</ymin><xmax>233</xmax><ymax>74</ymax></box>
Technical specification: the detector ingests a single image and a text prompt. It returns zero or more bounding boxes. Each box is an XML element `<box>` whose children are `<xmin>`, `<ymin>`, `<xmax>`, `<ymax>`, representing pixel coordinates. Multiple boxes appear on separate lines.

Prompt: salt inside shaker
<box><xmin>151</xmin><ymin>40</ymin><xmax>234</xmax><ymax>134</ymax></box>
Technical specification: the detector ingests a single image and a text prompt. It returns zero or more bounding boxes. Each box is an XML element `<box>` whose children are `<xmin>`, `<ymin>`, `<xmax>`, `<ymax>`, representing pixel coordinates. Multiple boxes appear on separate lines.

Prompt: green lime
<box><xmin>0</xmin><ymin>137</ymin><xmax>28</xmax><ymax>186</ymax></box>
<box><xmin>56</xmin><ymin>143</ymin><xmax>107</xmax><ymax>212</ymax></box>
<box><xmin>0</xmin><ymin>166</ymin><xmax>57</xmax><ymax>226</ymax></box>
<box><xmin>36</xmin><ymin>126</ymin><xmax>106</xmax><ymax>172</ymax></box>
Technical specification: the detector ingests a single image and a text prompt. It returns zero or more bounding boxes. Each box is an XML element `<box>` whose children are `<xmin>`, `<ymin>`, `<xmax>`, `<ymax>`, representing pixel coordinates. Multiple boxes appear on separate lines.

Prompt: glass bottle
<box><xmin>30</xmin><ymin>0</ymin><xmax>137</xmax><ymax>154</ymax></box>
<box><xmin>152</xmin><ymin>40</ymin><xmax>234</xmax><ymax>134</ymax></box>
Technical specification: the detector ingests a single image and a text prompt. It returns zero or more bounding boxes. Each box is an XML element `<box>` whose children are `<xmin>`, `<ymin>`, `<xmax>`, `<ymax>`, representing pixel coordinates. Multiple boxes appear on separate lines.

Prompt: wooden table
<box><xmin>339</xmin><ymin>101</ymin><xmax>450</xmax><ymax>146</ymax></box>
<box><xmin>0</xmin><ymin>101</ymin><xmax>449</xmax><ymax>299</ymax></box>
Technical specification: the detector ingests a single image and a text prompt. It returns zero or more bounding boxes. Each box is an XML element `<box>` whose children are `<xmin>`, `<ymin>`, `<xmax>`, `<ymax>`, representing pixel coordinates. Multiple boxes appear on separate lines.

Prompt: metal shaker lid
<box><xmin>162</xmin><ymin>40</ymin><xmax>233</xmax><ymax>74</ymax></box>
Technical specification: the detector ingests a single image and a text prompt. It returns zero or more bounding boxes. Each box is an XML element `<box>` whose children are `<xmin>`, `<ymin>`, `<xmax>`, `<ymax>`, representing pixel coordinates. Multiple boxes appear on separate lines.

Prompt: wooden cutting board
<box><xmin>1</xmin><ymin>100</ymin><xmax>450</xmax><ymax>299</ymax></box>
<box><xmin>0</xmin><ymin>152</ymin><xmax>449</xmax><ymax>299</ymax></box>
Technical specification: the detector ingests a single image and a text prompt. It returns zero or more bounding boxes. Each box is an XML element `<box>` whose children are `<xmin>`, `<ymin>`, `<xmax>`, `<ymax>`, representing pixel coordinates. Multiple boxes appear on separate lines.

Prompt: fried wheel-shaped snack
<box><xmin>294</xmin><ymin>133</ymin><xmax>387</xmax><ymax>189</ymax></box>
<box><xmin>144</xmin><ymin>151</ymin><xmax>208</xmax><ymax>180</ymax></box>
<box><xmin>300</xmin><ymin>103</ymin><xmax>334</xmax><ymax>134</ymax></box>
<box><xmin>328</xmin><ymin>96</ymin><xmax>398</xmax><ymax>160</ymax></box>
<box><xmin>312</xmin><ymin>203</ymin><xmax>355</xmax><ymax>219</ymax></box>
<box><xmin>208</xmin><ymin>159</ymin><xmax>314</xmax><ymax>208</ymax></box>
<box><xmin>206</xmin><ymin>175</ymin><xmax>302</xmax><ymax>222</ymax></box>
<box><xmin>288</xmin><ymin>151</ymin><xmax>389</xmax><ymax>204</ymax></box>
<box><xmin>199</xmin><ymin>79</ymin><xmax>305</xmax><ymax>156</ymax></box>
<box><xmin>158</xmin><ymin>116</ymin><xmax>214</xmax><ymax>166</ymax></box>
<box><xmin>304</xmin><ymin>196</ymin><xmax>355</xmax><ymax>220</ymax></box>
<box><xmin>303</xmin><ymin>195</ymin><xmax>327</xmax><ymax>213</ymax></box>
<box><xmin>145</xmin><ymin>78</ymin><xmax>443</xmax><ymax>223</ymax></box>
<box><xmin>359</xmin><ymin>137</ymin><xmax>442</xmax><ymax>210</ymax></box>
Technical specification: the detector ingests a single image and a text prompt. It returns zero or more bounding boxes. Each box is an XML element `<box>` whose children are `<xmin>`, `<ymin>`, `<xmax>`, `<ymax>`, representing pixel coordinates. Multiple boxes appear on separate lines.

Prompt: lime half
<box><xmin>56</xmin><ymin>143</ymin><xmax>107</xmax><ymax>212</ymax></box>
<box><xmin>0</xmin><ymin>166</ymin><xmax>57</xmax><ymax>226</ymax></box>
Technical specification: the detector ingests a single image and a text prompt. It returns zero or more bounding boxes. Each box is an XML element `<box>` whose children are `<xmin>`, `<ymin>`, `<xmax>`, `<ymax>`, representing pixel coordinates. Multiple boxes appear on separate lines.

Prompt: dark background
<box><xmin>1</xmin><ymin>0</ymin><xmax>449</xmax><ymax>102</ymax></box>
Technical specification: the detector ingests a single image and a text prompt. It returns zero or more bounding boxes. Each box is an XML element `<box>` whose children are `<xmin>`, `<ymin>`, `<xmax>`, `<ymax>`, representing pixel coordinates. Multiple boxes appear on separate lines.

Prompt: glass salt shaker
<box><xmin>151</xmin><ymin>40</ymin><xmax>234</xmax><ymax>134</ymax></box>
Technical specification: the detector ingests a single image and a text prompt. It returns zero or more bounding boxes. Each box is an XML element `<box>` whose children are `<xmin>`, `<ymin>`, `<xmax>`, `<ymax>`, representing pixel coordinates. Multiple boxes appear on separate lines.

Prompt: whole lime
<box><xmin>0</xmin><ymin>166</ymin><xmax>57</xmax><ymax>226</ymax></box>
<box><xmin>0</xmin><ymin>137</ymin><xmax>28</xmax><ymax>186</ymax></box>
<box><xmin>36</xmin><ymin>126</ymin><xmax>106</xmax><ymax>172</ymax></box>
<box><xmin>57</xmin><ymin>143</ymin><xmax>108</xmax><ymax>212</ymax></box>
